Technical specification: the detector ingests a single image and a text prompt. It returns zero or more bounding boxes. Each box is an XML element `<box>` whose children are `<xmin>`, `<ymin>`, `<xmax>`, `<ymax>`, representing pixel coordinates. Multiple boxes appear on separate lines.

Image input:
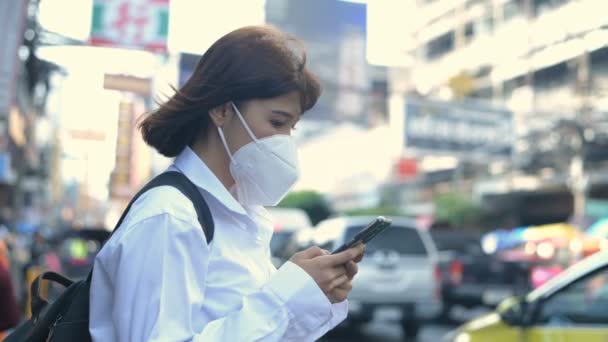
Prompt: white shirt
<box><xmin>89</xmin><ymin>147</ymin><xmax>347</xmax><ymax>341</ymax></box>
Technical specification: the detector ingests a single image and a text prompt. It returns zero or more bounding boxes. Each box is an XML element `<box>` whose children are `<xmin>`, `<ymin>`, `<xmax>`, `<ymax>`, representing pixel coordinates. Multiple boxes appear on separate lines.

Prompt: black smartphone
<box><xmin>331</xmin><ymin>216</ymin><xmax>393</xmax><ymax>254</ymax></box>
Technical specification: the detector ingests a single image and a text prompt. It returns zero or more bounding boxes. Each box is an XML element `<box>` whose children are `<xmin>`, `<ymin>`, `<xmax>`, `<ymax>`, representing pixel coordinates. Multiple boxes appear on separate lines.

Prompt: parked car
<box><xmin>312</xmin><ymin>216</ymin><xmax>441</xmax><ymax>339</ymax></box>
<box><xmin>444</xmin><ymin>251</ymin><xmax>608</xmax><ymax>341</ymax></box>
<box><xmin>431</xmin><ymin>230</ymin><xmax>531</xmax><ymax>320</ymax></box>
<box><xmin>496</xmin><ymin>223</ymin><xmax>584</xmax><ymax>290</ymax></box>
<box><xmin>266</xmin><ymin>207</ymin><xmax>313</xmax><ymax>267</ymax></box>
<box><xmin>21</xmin><ymin>227</ymin><xmax>111</xmax><ymax>310</ymax></box>
<box><xmin>44</xmin><ymin>228</ymin><xmax>111</xmax><ymax>280</ymax></box>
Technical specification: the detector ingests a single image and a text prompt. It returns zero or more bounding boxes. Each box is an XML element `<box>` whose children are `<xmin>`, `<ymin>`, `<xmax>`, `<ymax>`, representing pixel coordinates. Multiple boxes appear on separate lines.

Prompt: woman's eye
<box><xmin>271</xmin><ymin>120</ymin><xmax>286</xmax><ymax>128</ymax></box>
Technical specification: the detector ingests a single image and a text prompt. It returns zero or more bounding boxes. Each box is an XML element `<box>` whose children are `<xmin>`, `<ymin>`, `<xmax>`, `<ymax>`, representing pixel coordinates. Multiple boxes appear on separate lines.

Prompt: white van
<box><xmin>312</xmin><ymin>216</ymin><xmax>441</xmax><ymax>339</ymax></box>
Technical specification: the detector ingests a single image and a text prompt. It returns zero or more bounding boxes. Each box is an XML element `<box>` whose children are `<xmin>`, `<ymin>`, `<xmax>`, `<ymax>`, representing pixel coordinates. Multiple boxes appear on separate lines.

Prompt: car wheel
<box><xmin>400</xmin><ymin>319</ymin><xmax>420</xmax><ymax>340</ymax></box>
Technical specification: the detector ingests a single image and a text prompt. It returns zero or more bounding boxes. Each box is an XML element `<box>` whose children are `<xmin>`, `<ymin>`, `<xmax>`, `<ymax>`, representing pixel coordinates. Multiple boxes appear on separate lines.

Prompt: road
<box><xmin>321</xmin><ymin>307</ymin><xmax>488</xmax><ymax>341</ymax></box>
<box><xmin>320</xmin><ymin>319</ymin><xmax>455</xmax><ymax>342</ymax></box>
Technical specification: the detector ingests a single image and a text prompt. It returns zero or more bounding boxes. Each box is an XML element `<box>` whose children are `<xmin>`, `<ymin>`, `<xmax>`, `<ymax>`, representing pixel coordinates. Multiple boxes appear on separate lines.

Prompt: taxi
<box><xmin>445</xmin><ymin>252</ymin><xmax>608</xmax><ymax>342</ymax></box>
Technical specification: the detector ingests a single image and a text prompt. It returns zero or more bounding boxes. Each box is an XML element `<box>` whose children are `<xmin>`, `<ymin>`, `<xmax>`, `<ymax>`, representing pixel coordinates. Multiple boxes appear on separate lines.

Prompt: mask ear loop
<box><xmin>230</xmin><ymin>102</ymin><xmax>259</xmax><ymax>144</ymax></box>
<box><xmin>217</xmin><ymin>126</ymin><xmax>236</xmax><ymax>163</ymax></box>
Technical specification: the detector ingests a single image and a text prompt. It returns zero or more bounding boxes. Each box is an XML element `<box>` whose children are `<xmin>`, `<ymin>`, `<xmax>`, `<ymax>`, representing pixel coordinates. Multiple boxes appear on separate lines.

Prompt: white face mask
<box><xmin>217</xmin><ymin>102</ymin><xmax>300</xmax><ymax>206</ymax></box>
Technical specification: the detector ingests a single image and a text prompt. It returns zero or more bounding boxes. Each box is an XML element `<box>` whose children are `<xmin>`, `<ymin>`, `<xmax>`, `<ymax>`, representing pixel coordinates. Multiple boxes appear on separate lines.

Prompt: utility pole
<box><xmin>570</xmin><ymin>49</ymin><xmax>592</xmax><ymax>219</ymax></box>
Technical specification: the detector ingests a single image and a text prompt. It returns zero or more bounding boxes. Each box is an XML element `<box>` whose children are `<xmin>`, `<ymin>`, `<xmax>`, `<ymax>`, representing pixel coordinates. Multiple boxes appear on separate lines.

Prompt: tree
<box><xmin>344</xmin><ymin>206</ymin><xmax>403</xmax><ymax>217</ymax></box>
<box><xmin>278</xmin><ymin>191</ymin><xmax>334</xmax><ymax>225</ymax></box>
<box><xmin>434</xmin><ymin>192</ymin><xmax>482</xmax><ymax>230</ymax></box>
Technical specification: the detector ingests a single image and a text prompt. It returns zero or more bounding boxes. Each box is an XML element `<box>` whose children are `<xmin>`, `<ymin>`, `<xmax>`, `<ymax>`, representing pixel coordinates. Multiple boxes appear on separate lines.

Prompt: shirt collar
<box><xmin>172</xmin><ymin>146</ymin><xmax>247</xmax><ymax>216</ymax></box>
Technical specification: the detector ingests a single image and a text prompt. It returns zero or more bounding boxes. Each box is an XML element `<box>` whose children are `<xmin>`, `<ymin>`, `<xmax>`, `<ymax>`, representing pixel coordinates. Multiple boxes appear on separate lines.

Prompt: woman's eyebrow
<box><xmin>271</xmin><ymin>110</ymin><xmax>297</xmax><ymax>120</ymax></box>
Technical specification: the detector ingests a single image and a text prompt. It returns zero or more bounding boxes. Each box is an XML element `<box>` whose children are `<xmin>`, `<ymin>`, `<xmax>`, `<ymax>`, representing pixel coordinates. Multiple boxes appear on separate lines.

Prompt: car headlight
<box><xmin>482</xmin><ymin>235</ymin><xmax>498</xmax><ymax>254</ymax></box>
<box><xmin>455</xmin><ymin>333</ymin><xmax>471</xmax><ymax>342</ymax></box>
<box><xmin>601</xmin><ymin>239</ymin><xmax>608</xmax><ymax>251</ymax></box>
<box><xmin>525</xmin><ymin>241</ymin><xmax>537</xmax><ymax>255</ymax></box>
<box><xmin>537</xmin><ymin>242</ymin><xmax>555</xmax><ymax>259</ymax></box>
<box><xmin>569</xmin><ymin>238</ymin><xmax>583</xmax><ymax>254</ymax></box>
<box><xmin>443</xmin><ymin>330</ymin><xmax>470</xmax><ymax>342</ymax></box>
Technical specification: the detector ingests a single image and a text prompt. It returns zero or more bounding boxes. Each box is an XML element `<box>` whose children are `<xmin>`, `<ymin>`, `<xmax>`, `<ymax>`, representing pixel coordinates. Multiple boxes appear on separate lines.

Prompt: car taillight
<box><xmin>68</xmin><ymin>257</ymin><xmax>89</xmax><ymax>267</ymax></box>
<box><xmin>434</xmin><ymin>265</ymin><xmax>442</xmax><ymax>299</ymax></box>
<box><xmin>449</xmin><ymin>260</ymin><xmax>463</xmax><ymax>285</ymax></box>
<box><xmin>434</xmin><ymin>265</ymin><xmax>442</xmax><ymax>281</ymax></box>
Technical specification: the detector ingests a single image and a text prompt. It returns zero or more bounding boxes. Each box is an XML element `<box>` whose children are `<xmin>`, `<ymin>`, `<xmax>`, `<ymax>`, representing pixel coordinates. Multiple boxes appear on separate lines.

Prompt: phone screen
<box><xmin>331</xmin><ymin>216</ymin><xmax>392</xmax><ymax>254</ymax></box>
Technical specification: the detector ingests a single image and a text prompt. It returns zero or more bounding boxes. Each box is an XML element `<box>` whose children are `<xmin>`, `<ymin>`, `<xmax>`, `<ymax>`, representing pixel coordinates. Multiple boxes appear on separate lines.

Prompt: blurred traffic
<box><xmin>3</xmin><ymin>0</ymin><xmax>608</xmax><ymax>340</ymax></box>
<box><xmin>446</xmin><ymin>251</ymin><xmax>608</xmax><ymax>342</ymax></box>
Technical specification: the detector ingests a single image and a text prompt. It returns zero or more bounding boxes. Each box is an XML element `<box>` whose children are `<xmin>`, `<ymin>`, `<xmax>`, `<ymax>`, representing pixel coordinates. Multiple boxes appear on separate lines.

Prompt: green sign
<box><xmin>90</xmin><ymin>0</ymin><xmax>169</xmax><ymax>53</ymax></box>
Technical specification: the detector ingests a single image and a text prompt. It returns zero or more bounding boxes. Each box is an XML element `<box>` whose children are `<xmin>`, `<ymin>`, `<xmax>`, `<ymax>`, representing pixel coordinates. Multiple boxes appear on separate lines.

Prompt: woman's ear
<box><xmin>209</xmin><ymin>103</ymin><xmax>232</xmax><ymax>127</ymax></box>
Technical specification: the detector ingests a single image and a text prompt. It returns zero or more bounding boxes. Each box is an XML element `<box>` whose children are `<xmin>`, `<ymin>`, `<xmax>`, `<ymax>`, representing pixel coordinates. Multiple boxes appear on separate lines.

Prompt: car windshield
<box><xmin>344</xmin><ymin>225</ymin><xmax>427</xmax><ymax>255</ymax></box>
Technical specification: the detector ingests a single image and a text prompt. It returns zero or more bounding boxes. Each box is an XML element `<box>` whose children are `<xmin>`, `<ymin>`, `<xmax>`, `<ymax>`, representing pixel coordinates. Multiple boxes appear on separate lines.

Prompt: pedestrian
<box><xmin>89</xmin><ymin>25</ymin><xmax>365</xmax><ymax>341</ymax></box>
<box><xmin>0</xmin><ymin>239</ymin><xmax>20</xmax><ymax>340</ymax></box>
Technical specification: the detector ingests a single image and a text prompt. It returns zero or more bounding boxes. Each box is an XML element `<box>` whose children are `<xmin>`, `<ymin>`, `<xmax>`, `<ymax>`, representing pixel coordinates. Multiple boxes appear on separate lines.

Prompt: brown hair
<box><xmin>139</xmin><ymin>25</ymin><xmax>321</xmax><ymax>157</ymax></box>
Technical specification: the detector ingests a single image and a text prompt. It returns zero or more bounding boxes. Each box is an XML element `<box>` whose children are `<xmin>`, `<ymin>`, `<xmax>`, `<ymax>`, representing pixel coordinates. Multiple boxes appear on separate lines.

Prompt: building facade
<box><xmin>382</xmin><ymin>0</ymin><xmax>608</xmax><ymax>226</ymax></box>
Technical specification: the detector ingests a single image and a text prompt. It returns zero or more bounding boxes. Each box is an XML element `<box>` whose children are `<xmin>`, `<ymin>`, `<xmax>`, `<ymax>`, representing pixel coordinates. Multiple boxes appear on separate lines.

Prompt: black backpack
<box><xmin>5</xmin><ymin>171</ymin><xmax>214</xmax><ymax>342</ymax></box>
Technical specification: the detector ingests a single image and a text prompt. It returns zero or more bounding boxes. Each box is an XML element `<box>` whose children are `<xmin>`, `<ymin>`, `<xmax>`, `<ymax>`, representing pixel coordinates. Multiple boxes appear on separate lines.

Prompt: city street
<box><xmin>3</xmin><ymin>0</ymin><xmax>608</xmax><ymax>341</ymax></box>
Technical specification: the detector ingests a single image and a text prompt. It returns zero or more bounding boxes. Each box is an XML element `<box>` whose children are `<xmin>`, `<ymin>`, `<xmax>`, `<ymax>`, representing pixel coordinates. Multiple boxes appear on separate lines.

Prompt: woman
<box><xmin>89</xmin><ymin>26</ymin><xmax>365</xmax><ymax>341</ymax></box>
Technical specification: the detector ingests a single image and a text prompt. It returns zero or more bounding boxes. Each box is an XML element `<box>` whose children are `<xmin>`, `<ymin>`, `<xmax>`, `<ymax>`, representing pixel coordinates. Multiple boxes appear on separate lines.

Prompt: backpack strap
<box><xmin>85</xmin><ymin>171</ymin><xmax>214</xmax><ymax>283</ymax></box>
<box><xmin>111</xmin><ymin>171</ymin><xmax>214</xmax><ymax>242</ymax></box>
<box><xmin>30</xmin><ymin>271</ymin><xmax>74</xmax><ymax>317</ymax></box>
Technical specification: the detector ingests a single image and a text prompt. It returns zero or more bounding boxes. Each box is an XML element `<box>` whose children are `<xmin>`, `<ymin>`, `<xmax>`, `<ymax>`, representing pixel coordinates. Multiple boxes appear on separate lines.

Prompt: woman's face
<box><xmin>221</xmin><ymin>91</ymin><xmax>301</xmax><ymax>154</ymax></box>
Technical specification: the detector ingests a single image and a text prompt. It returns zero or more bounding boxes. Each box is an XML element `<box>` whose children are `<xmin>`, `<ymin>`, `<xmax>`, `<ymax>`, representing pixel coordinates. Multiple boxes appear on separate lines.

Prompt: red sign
<box><xmin>394</xmin><ymin>157</ymin><xmax>418</xmax><ymax>180</ymax></box>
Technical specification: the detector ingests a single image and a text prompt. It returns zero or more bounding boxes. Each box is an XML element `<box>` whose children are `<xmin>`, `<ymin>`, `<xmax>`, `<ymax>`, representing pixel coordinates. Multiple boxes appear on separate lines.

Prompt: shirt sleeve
<box><xmin>99</xmin><ymin>213</ymin><xmax>340</xmax><ymax>342</ymax></box>
<box><xmin>270</xmin><ymin>262</ymin><xmax>349</xmax><ymax>342</ymax></box>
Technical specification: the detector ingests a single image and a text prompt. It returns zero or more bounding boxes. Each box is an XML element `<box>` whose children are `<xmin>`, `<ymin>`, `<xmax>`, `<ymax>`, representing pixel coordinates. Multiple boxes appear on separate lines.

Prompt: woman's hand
<box><xmin>290</xmin><ymin>244</ymin><xmax>365</xmax><ymax>303</ymax></box>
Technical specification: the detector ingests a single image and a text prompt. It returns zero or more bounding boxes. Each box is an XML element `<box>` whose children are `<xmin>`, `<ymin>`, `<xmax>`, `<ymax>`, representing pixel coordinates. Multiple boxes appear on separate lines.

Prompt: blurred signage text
<box><xmin>110</xmin><ymin>101</ymin><xmax>134</xmax><ymax>199</ymax></box>
<box><xmin>403</xmin><ymin>97</ymin><xmax>513</xmax><ymax>156</ymax></box>
<box><xmin>68</xmin><ymin>130</ymin><xmax>106</xmax><ymax>141</ymax></box>
<box><xmin>90</xmin><ymin>0</ymin><xmax>169</xmax><ymax>53</ymax></box>
<box><xmin>103</xmin><ymin>74</ymin><xmax>152</xmax><ymax>95</ymax></box>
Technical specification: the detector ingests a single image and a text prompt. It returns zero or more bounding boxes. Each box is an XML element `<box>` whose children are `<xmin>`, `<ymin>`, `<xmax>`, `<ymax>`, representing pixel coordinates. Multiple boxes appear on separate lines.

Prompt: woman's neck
<box><xmin>191</xmin><ymin>133</ymin><xmax>235</xmax><ymax>191</ymax></box>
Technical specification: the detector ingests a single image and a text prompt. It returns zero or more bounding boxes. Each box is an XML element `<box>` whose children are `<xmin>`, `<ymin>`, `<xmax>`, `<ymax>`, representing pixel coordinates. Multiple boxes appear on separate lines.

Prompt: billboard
<box><xmin>403</xmin><ymin>97</ymin><xmax>513</xmax><ymax>157</ymax></box>
<box><xmin>110</xmin><ymin>101</ymin><xmax>134</xmax><ymax>199</ymax></box>
<box><xmin>178</xmin><ymin>53</ymin><xmax>201</xmax><ymax>88</ymax></box>
<box><xmin>104</xmin><ymin>74</ymin><xmax>152</xmax><ymax>95</ymax></box>
<box><xmin>90</xmin><ymin>0</ymin><xmax>169</xmax><ymax>53</ymax></box>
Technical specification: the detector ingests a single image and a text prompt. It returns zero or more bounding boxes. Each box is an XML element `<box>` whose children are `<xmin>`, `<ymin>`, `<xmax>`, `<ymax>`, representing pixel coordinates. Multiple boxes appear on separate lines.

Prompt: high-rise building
<box><xmin>265</xmin><ymin>0</ymin><xmax>387</xmax><ymax>125</ymax></box>
<box><xmin>407</xmin><ymin>0</ymin><xmax>607</xmax><ymax>123</ymax></box>
<box><xmin>381</xmin><ymin>0</ymin><xmax>608</xmax><ymax>225</ymax></box>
